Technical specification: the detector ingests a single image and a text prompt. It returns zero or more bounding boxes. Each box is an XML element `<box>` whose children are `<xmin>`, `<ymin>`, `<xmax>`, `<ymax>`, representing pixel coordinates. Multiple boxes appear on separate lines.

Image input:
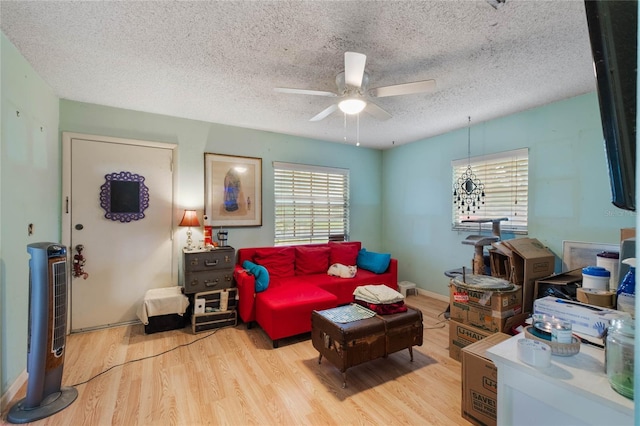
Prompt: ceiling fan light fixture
<box><xmin>339</xmin><ymin>98</ymin><xmax>366</xmax><ymax>115</ymax></box>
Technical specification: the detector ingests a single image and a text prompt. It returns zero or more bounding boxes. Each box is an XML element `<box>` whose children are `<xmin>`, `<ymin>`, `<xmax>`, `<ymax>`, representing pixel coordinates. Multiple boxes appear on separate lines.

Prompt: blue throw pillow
<box><xmin>243</xmin><ymin>260</ymin><xmax>269</xmax><ymax>292</ymax></box>
<box><xmin>356</xmin><ymin>248</ymin><xmax>391</xmax><ymax>274</ymax></box>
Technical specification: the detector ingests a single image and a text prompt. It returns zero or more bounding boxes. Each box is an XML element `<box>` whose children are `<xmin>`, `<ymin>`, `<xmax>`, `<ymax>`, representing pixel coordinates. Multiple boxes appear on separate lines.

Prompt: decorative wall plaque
<box><xmin>99</xmin><ymin>171</ymin><xmax>149</xmax><ymax>222</ymax></box>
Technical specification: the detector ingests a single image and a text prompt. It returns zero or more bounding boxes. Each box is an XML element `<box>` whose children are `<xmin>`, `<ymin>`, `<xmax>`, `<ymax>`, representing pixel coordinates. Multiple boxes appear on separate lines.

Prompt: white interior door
<box><xmin>63</xmin><ymin>134</ymin><xmax>176</xmax><ymax>331</ymax></box>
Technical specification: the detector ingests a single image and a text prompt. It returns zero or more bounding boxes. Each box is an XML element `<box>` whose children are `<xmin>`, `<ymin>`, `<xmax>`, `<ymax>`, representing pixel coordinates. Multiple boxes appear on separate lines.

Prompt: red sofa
<box><xmin>233</xmin><ymin>241</ymin><xmax>398</xmax><ymax>347</ymax></box>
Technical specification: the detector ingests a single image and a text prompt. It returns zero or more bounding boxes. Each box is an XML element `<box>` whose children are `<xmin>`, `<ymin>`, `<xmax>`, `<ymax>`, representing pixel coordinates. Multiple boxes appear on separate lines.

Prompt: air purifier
<box><xmin>7</xmin><ymin>243</ymin><xmax>77</xmax><ymax>423</ymax></box>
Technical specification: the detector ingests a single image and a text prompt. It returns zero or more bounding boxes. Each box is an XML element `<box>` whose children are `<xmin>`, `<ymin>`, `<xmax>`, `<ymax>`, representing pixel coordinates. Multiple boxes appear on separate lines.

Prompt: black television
<box><xmin>584</xmin><ymin>0</ymin><xmax>637</xmax><ymax>211</ymax></box>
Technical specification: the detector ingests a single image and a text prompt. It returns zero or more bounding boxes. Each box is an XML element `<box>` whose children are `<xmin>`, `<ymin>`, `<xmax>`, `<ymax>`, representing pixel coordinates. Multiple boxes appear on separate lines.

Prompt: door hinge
<box><xmin>65</xmin><ymin>196</ymin><xmax>69</xmax><ymax>214</ymax></box>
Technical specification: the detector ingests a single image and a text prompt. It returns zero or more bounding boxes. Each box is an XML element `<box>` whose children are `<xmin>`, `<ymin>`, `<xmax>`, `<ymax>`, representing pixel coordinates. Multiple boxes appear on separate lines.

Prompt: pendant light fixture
<box><xmin>453</xmin><ymin>116</ymin><xmax>485</xmax><ymax>218</ymax></box>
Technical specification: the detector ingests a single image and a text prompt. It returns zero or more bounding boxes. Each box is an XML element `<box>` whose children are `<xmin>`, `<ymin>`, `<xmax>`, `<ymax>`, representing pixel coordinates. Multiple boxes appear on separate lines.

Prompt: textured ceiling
<box><xmin>1</xmin><ymin>1</ymin><xmax>595</xmax><ymax>149</ymax></box>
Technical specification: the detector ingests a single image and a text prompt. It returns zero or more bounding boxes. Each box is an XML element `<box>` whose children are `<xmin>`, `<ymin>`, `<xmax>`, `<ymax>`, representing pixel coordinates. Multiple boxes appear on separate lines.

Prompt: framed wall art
<box><xmin>562</xmin><ymin>240</ymin><xmax>619</xmax><ymax>271</ymax></box>
<box><xmin>204</xmin><ymin>153</ymin><xmax>262</xmax><ymax>227</ymax></box>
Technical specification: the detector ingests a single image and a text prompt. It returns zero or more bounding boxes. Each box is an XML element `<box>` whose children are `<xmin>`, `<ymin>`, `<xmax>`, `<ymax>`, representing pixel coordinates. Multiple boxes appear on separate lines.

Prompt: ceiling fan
<box><xmin>274</xmin><ymin>52</ymin><xmax>436</xmax><ymax>122</ymax></box>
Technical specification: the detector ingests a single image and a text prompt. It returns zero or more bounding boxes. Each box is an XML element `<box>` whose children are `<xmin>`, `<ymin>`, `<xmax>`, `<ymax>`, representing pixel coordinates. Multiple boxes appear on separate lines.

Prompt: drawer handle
<box><xmin>205</xmin><ymin>259</ymin><xmax>219</xmax><ymax>267</ymax></box>
<box><xmin>205</xmin><ymin>279</ymin><xmax>220</xmax><ymax>287</ymax></box>
<box><xmin>225</xmin><ymin>276</ymin><xmax>232</xmax><ymax>282</ymax></box>
<box><xmin>190</xmin><ymin>278</ymin><xmax>219</xmax><ymax>287</ymax></box>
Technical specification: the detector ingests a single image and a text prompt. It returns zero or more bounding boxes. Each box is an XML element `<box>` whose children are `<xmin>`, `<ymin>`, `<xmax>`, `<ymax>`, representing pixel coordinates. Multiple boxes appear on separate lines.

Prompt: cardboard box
<box><xmin>621</xmin><ymin>228</ymin><xmax>635</xmax><ymax>241</ymax></box>
<box><xmin>488</xmin><ymin>248</ymin><xmax>510</xmax><ymax>280</ymax></box>
<box><xmin>449</xmin><ymin>282</ymin><xmax>523</xmax><ymax>332</ymax></box>
<box><xmin>533</xmin><ymin>296</ymin><xmax>630</xmax><ymax>337</ymax></box>
<box><xmin>461</xmin><ymin>333</ymin><xmax>511</xmax><ymax>426</ymax></box>
<box><xmin>449</xmin><ymin>320</ymin><xmax>493</xmax><ymax>362</ymax></box>
<box><xmin>533</xmin><ymin>269</ymin><xmax>582</xmax><ymax>301</ymax></box>
<box><xmin>493</xmin><ymin>238</ymin><xmax>556</xmax><ymax>313</ymax></box>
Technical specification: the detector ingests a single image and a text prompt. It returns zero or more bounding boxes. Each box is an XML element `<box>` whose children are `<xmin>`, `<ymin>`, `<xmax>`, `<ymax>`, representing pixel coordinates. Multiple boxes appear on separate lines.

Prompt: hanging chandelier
<box><xmin>453</xmin><ymin>117</ymin><xmax>485</xmax><ymax>217</ymax></box>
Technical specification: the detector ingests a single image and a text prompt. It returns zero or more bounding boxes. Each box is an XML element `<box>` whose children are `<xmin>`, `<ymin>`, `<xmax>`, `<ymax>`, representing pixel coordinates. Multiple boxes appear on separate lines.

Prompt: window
<box><xmin>452</xmin><ymin>148</ymin><xmax>528</xmax><ymax>233</ymax></box>
<box><xmin>274</xmin><ymin>162</ymin><xmax>349</xmax><ymax>245</ymax></box>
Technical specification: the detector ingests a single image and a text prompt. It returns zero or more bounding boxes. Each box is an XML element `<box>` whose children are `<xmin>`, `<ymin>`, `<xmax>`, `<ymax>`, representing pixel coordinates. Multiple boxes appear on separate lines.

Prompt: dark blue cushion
<box><xmin>356</xmin><ymin>248</ymin><xmax>391</xmax><ymax>274</ymax></box>
<box><xmin>243</xmin><ymin>260</ymin><xmax>269</xmax><ymax>292</ymax></box>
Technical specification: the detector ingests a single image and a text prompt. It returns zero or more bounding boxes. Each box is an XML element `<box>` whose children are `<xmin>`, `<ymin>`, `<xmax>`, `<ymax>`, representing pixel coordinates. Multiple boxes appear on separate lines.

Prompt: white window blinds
<box><xmin>452</xmin><ymin>148</ymin><xmax>529</xmax><ymax>233</ymax></box>
<box><xmin>274</xmin><ymin>162</ymin><xmax>350</xmax><ymax>245</ymax></box>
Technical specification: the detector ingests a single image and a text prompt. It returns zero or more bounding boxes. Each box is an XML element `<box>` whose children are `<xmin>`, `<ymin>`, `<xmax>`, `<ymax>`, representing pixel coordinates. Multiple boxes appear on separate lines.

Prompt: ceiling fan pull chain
<box><xmin>343</xmin><ymin>112</ymin><xmax>347</xmax><ymax>143</ymax></box>
<box><xmin>357</xmin><ymin>113</ymin><xmax>360</xmax><ymax>147</ymax></box>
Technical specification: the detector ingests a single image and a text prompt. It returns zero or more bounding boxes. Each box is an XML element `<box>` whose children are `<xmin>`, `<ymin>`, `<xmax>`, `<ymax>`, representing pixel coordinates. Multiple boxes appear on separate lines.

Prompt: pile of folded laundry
<box><xmin>353</xmin><ymin>284</ymin><xmax>408</xmax><ymax>315</ymax></box>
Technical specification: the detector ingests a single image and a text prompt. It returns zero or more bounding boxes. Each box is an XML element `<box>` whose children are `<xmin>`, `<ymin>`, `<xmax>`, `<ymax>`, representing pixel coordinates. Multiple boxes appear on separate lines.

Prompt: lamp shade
<box><xmin>179</xmin><ymin>210</ymin><xmax>200</xmax><ymax>227</ymax></box>
<box><xmin>339</xmin><ymin>98</ymin><xmax>366</xmax><ymax>115</ymax></box>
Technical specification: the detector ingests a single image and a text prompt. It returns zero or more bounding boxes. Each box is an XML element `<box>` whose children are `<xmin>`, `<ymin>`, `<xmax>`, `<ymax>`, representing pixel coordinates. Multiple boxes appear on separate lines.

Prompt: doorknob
<box><xmin>75</xmin><ymin>224</ymin><xmax>84</xmax><ymax>230</ymax></box>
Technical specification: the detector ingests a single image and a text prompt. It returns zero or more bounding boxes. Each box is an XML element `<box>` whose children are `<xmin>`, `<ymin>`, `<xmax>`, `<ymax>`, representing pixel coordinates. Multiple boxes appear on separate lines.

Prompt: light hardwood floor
<box><xmin>3</xmin><ymin>294</ymin><xmax>470</xmax><ymax>426</ymax></box>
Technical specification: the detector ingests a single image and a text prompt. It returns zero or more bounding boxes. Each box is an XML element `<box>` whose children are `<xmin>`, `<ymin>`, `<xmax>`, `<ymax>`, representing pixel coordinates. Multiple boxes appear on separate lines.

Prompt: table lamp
<box><xmin>179</xmin><ymin>209</ymin><xmax>200</xmax><ymax>250</ymax></box>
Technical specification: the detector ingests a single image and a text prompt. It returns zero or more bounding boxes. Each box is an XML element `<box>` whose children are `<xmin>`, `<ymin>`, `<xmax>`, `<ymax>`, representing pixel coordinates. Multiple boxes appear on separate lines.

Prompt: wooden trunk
<box><xmin>311</xmin><ymin>306</ymin><xmax>423</xmax><ymax>387</ymax></box>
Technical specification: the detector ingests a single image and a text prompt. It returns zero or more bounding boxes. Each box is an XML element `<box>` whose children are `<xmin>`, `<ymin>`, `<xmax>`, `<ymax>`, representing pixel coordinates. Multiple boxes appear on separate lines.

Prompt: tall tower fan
<box><xmin>7</xmin><ymin>243</ymin><xmax>77</xmax><ymax>423</ymax></box>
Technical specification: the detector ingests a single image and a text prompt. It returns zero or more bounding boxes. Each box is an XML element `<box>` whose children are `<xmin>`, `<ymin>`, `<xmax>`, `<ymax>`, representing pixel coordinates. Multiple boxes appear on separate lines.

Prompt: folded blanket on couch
<box><xmin>353</xmin><ymin>284</ymin><xmax>404</xmax><ymax>304</ymax></box>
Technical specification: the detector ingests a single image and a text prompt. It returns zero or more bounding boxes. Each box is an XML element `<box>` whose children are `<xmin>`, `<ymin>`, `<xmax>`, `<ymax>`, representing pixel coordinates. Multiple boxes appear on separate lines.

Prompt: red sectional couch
<box><xmin>233</xmin><ymin>241</ymin><xmax>398</xmax><ymax>347</ymax></box>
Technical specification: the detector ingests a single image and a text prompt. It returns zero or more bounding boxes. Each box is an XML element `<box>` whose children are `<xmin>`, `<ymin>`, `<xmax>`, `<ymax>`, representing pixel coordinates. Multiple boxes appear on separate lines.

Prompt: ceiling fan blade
<box><xmin>363</xmin><ymin>102</ymin><xmax>392</xmax><ymax>121</ymax></box>
<box><xmin>369</xmin><ymin>79</ymin><xmax>436</xmax><ymax>98</ymax></box>
<box><xmin>344</xmin><ymin>52</ymin><xmax>367</xmax><ymax>88</ymax></box>
<box><xmin>310</xmin><ymin>104</ymin><xmax>338</xmax><ymax>121</ymax></box>
<box><xmin>274</xmin><ymin>87</ymin><xmax>338</xmax><ymax>97</ymax></box>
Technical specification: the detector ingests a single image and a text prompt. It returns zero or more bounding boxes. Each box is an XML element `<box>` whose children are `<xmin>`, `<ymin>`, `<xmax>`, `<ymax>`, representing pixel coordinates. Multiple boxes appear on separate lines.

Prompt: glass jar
<box><xmin>606</xmin><ymin>318</ymin><xmax>635</xmax><ymax>399</ymax></box>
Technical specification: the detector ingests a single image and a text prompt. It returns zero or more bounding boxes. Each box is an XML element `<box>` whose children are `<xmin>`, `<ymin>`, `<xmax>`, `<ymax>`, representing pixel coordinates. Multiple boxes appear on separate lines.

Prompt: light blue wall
<box><xmin>1</xmin><ymin>33</ymin><xmax>61</xmax><ymax>395</ymax></box>
<box><xmin>58</xmin><ymin>100</ymin><xmax>385</xmax><ymax>266</ymax></box>
<box><xmin>382</xmin><ymin>93</ymin><xmax>636</xmax><ymax>297</ymax></box>
<box><xmin>1</xmin><ymin>37</ymin><xmax>385</xmax><ymax>396</ymax></box>
<box><xmin>2</xmin><ymin>28</ymin><xmax>637</xmax><ymax>406</ymax></box>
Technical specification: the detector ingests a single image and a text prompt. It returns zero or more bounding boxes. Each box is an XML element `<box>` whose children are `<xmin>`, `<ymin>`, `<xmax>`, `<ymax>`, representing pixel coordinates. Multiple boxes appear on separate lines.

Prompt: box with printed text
<box><xmin>491</xmin><ymin>238</ymin><xmax>556</xmax><ymax>313</ymax></box>
<box><xmin>449</xmin><ymin>320</ymin><xmax>493</xmax><ymax>362</ymax></box>
<box><xmin>449</xmin><ymin>281</ymin><xmax>523</xmax><ymax>332</ymax></box>
<box><xmin>461</xmin><ymin>333</ymin><xmax>511</xmax><ymax>426</ymax></box>
<box><xmin>533</xmin><ymin>296</ymin><xmax>630</xmax><ymax>337</ymax></box>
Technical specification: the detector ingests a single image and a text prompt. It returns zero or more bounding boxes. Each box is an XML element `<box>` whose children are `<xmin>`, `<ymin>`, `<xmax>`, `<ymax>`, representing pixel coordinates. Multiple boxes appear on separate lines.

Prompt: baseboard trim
<box><xmin>416</xmin><ymin>288</ymin><xmax>449</xmax><ymax>303</ymax></box>
<box><xmin>1</xmin><ymin>369</ymin><xmax>27</xmax><ymax>411</ymax></box>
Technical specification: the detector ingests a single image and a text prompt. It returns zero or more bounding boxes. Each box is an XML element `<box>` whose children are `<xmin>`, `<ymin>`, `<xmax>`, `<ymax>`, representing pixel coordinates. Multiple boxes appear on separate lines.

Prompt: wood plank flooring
<box><xmin>3</xmin><ymin>294</ymin><xmax>470</xmax><ymax>426</ymax></box>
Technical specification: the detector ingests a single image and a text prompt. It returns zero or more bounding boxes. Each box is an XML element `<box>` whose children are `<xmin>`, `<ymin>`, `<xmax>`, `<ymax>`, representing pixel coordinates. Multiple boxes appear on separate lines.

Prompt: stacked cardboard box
<box><xmin>448</xmin><ymin>316</ymin><xmax>526</xmax><ymax>362</ymax></box>
<box><xmin>449</xmin><ymin>282</ymin><xmax>523</xmax><ymax>332</ymax></box>
<box><xmin>490</xmin><ymin>238</ymin><xmax>555</xmax><ymax>313</ymax></box>
<box><xmin>449</xmin><ymin>320</ymin><xmax>493</xmax><ymax>362</ymax></box>
<box><xmin>448</xmin><ymin>277</ymin><xmax>526</xmax><ymax>361</ymax></box>
<box><xmin>534</xmin><ymin>268</ymin><xmax>582</xmax><ymax>301</ymax></box>
<box><xmin>449</xmin><ymin>238</ymin><xmax>553</xmax><ymax>362</ymax></box>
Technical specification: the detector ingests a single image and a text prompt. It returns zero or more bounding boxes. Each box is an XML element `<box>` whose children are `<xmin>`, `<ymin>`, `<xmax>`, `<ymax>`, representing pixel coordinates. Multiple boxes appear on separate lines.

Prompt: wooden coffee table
<box><xmin>311</xmin><ymin>304</ymin><xmax>423</xmax><ymax>387</ymax></box>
